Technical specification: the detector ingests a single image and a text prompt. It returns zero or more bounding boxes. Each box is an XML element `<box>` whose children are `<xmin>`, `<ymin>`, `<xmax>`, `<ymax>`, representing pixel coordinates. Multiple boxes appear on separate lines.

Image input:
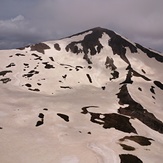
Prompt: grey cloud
<box><xmin>0</xmin><ymin>15</ymin><xmax>48</xmax><ymax>49</ymax></box>
<box><xmin>0</xmin><ymin>0</ymin><xmax>163</xmax><ymax>52</ymax></box>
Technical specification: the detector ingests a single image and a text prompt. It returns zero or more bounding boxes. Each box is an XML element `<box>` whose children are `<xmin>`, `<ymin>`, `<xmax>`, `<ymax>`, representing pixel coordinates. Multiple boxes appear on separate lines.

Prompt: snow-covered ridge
<box><xmin>0</xmin><ymin>27</ymin><xmax>163</xmax><ymax>163</ymax></box>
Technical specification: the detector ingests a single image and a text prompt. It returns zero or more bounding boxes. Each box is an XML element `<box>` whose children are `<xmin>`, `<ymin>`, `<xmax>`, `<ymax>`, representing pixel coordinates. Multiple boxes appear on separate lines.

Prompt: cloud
<box><xmin>0</xmin><ymin>0</ymin><xmax>163</xmax><ymax>52</ymax></box>
<box><xmin>0</xmin><ymin>15</ymin><xmax>26</xmax><ymax>34</ymax></box>
<box><xmin>0</xmin><ymin>15</ymin><xmax>45</xmax><ymax>49</ymax></box>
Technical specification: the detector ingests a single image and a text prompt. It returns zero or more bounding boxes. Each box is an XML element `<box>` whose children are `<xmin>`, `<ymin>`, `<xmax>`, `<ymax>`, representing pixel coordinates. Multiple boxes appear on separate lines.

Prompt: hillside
<box><xmin>0</xmin><ymin>27</ymin><xmax>163</xmax><ymax>163</ymax></box>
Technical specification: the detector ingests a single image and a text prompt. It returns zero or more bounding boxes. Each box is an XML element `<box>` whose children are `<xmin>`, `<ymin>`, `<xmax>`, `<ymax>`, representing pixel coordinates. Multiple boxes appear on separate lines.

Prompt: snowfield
<box><xmin>0</xmin><ymin>27</ymin><xmax>163</xmax><ymax>163</ymax></box>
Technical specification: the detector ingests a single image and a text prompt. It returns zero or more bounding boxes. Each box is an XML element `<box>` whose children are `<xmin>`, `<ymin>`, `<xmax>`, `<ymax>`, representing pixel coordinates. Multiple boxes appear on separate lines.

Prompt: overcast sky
<box><xmin>0</xmin><ymin>0</ymin><xmax>163</xmax><ymax>52</ymax></box>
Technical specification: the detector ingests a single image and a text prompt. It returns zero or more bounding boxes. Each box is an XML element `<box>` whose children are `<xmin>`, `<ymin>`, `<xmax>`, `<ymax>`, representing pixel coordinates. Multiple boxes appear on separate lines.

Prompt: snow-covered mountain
<box><xmin>0</xmin><ymin>27</ymin><xmax>163</xmax><ymax>163</ymax></box>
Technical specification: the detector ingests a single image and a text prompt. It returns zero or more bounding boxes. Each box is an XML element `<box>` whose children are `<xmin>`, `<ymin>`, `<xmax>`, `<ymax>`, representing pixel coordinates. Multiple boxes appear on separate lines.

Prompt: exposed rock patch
<box><xmin>0</xmin><ymin>78</ymin><xmax>11</xmax><ymax>83</ymax></box>
<box><xmin>57</xmin><ymin>113</ymin><xmax>69</xmax><ymax>122</ymax></box>
<box><xmin>119</xmin><ymin>135</ymin><xmax>154</xmax><ymax>146</ymax></box>
<box><xmin>36</xmin><ymin>113</ymin><xmax>44</xmax><ymax>127</ymax></box>
<box><xmin>49</xmin><ymin>57</ymin><xmax>54</xmax><ymax>61</ymax></box>
<box><xmin>54</xmin><ymin>43</ymin><xmax>61</xmax><ymax>51</ymax></box>
<box><xmin>138</xmin><ymin>87</ymin><xmax>142</xmax><ymax>91</ymax></box>
<box><xmin>136</xmin><ymin>43</ymin><xmax>163</xmax><ymax>63</ymax></box>
<box><xmin>0</xmin><ymin>70</ymin><xmax>12</xmax><ymax>76</ymax></box>
<box><xmin>154</xmin><ymin>80</ymin><xmax>163</xmax><ymax>90</ymax></box>
<box><xmin>62</xmin><ymin>74</ymin><xmax>67</xmax><ymax>79</ymax></box>
<box><xmin>60</xmin><ymin>86</ymin><xmax>72</xmax><ymax>89</ymax></box>
<box><xmin>105</xmin><ymin>56</ymin><xmax>117</xmax><ymax>70</ymax></box>
<box><xmin>83</xmin><ymin>53</ymin><xmax>92</xmax><ymax>64</ymax></box>
<box><xmin>15</xmin><ymin>53</ymin><xmax>25</xmax><ymax>56</ymax></box>
<box><xmin>110</xmin><ymin>71</ymin><xmax>119</xmax><ymax>81</ymax></box>
<box><xmin>31</xmin><ymin>43</ymin><xmax>50</xmax><ymax>54</ymax></box>
<box><xmin>6</xmin><ymin>63</ymin><xmax>15</xmax><ymax>68</ymax></box>
<box><xmin>81</xmin><ymin>107</ymin><xmax>137</xmax><ymax>133</ymax></box>
<box><xmin>119</xmin><ymin>154</ymin><xmax>143</xmax><ymax>163</ymax></box>
<box><xmin>86</xmin><ymin>74</ymin><xmax>92</xmax><ymax>83</ymax></box>
<box><xmin>29</xmin><ymin>88</ymin><xmax>40</xmax><ymax>92</ymax></box>
<box><xmin>25</xmin><ymin>83</ymin><xmax>32</xmax><ymax>88</ymax></box>
<box><xmin>23</xmin><ymin>70</ymin><xmax>39</xmax><ymax>78</ymax></box>
<box><xmin>23</xmin><ymin>63</ymin><xmax>29</xmax><ymax>68</ymax></box>
<box><xmin>31</xmin><ymin>53</ymin><xmax>42</xmax><ymax>61</ymax></box>
<box><xmin>42</xmin><ymin>62</ymin><xmax>55</xmax><ymax>69</ymax></box>
<box><xmin>120</xmin><ymin>144</ymin><xmax>135</xmax><ymax>151</ymax></box>
<box><xmin>150</xmin><ymin>86</ymin><xmax>155</xmax><ymax>94</ymax></box>
<box><xmin>117</xmin><ymin>85</ymin><xmax>163</xmax><ymax>133</ymax></box>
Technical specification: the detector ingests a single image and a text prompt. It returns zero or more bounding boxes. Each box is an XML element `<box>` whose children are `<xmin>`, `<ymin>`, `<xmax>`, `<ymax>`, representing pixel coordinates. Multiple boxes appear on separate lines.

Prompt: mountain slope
<box><xmin>0</xmin><ymin>27</ymin><xmax>163</xmax><ymax>163</ymax></box>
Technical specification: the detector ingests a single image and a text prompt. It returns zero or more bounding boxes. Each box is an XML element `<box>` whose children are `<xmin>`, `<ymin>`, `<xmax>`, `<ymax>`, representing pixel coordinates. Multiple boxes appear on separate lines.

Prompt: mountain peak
<box><xmin>0</xmin><ymin>27</ymin><xmax>163</xmax><ymax>163</ymax></box>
